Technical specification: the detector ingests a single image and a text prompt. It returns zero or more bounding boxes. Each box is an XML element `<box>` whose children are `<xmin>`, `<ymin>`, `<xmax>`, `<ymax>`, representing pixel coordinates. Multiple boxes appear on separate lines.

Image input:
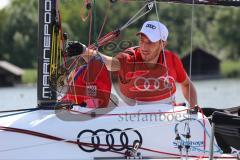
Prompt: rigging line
<box><xmin>198</xmin><ymin>106</ymin><xmax>207</xmax><ymax>153</ymax></box>
<box><xmin>67</xmin><ymin>59</ymin><xmax>89</xmax><ymax>104</ymax></box>
<box><xmin>0</xmin><ymin>110</ymin><xmax>38</xmax><ymax>119</ymax></box>
<box><xmin>66</xmin><ymin>68</ymin><xmax>79</xmax><ymax>104</ymax></box>
<box><xmin>56</xmin><ymin>28</ymin><xmax>61</xmax><ymax>79</ymax></box>
<box><xmin>0</xmin><ymin>126</ymin><xmax>124</xmax><ymax>155</ymax></box>
<box><xmin>119</xmin><ymin>1</ymin><xmax>153</xmax><ymax>31</ymax></box>
<box><xmin>70</xmin><ymin>64</ymin><xmax>84</xmax><ymax>104</ymax></box>
<box><xmin>0</xmin><ymin>115</ymin><xmax>214</xmax><ymax>140</ymax></box>
<box><xmin>58</xmin><ymin>11</ymin><xmax>67</xmax><ymax>68</ymax></box>
<box><xmin>185</xmin><ymin>0</ymin><xmax>196</xmax><ymax>158</ymax></box>
<box><xmin>80</xmin><ymin>0</ymin><xmax>90</xmax><ymax>22</ymax></box>
<box><xmin>68</xmin><ymin>57</ymin><xmax>85</xmax><ymax>105</ymax></box>
<box><xmin>65</xmin><ymin>1</ymin><xmax>154</xmax><ymax>76</ymax></box>
<box><xmin>0</xmin><ymin>119</ymin><xmax>185</xmax><ymax>142</ymax></box>
<box><xmin>88</xmin><ymin>1</ymin><xmax>154</xmax><ymax>47</ymax></box>
<box><xmin>62</xmin><ymin>1</ymin><xmax>155</xmax><ymax>105</ymax></box>
<box><xmin>188</xmin><ymin>0</ymin><xmax>195</xmax><ymax>109</ymax></box>
<box><xmin>97</xmin><ymin>1</ymin><xmax>111</xmax><ymax>39</ymax></box>
<box><xmin>56</xmin><ymin>0</ymin><xmax>65</xmax><ymax>65</ymax></box>
<box><xmin>174</xmin><ymin>117</ymin><xmax>221</xmax><ymax>152</ymax></box>
<box><xmin>59</xmin><ymin>31</ymin><xmax>62</xmax><ymax>69</ymax></box>
<box><xmin>119</xmin><ymin>4</ymin><xmax>146</xmax><ymax>30</ymax></box>
<box><xmin>109</xmin><ymin>96</ymin><xmax>119</xmax><ymax>107</ymax></box>
<box><xmin>186</xmin><ymin>0</ymin><xmax>196</xmax><ymax>130</ymax></box>
<box><xmin>51</xmin><ymin>2</ymin><xmax>68</xmax><ymax>99</ymax></box>
<box><xmin>93</xmin><ymin>0</ymin><xmax>98</xmax><ymax>46</ymax></box>
<box><xmin>55</xmin><ymin>3</ymin><xmax>72</xmax><ymax>100</ymax></box>
<box><xmin>50</xmin><ymin>26</ymin><xmax>55</xmax><ymax>78</ymax></box>
<box><xmin>49</xmin><ymin>27</ymin><xmax>55</xmax><ymax>77</ymax></box>
<box><xmin>0</xmin><ymin>108</ymin><xmax>216</xmax><ymax>152</ymax></box>
<box><xmin>88</xmin><ymin>10</ymin><xmax>93</xmax><ymax>46</ymax></box>
<box><xmin>117</xmin><ymin>0</ymin><xmax>240</xmax><ymax>7</ymax></box>
<box><xmin>85</xmin><ymin>0</ymin><xmax>154</xmax><ymax>50</ymax></box>
<box><xmin>0</xmin><ymin>108</ymin><xmax>39</xmax><ymax>113</ymax></box>
<box><xmin>153</xmin><ymin>0</ymin><xmax>174</xmax><ymax>106</ymax></box>
<box><xmin>0</xmin><ymin>117</ymin><xmax>222</xmax><ymax>157</ymax></box>
<box><xmin>55</xmin><ymin>2</ymin><xmax>60</xmax><ymax>77</ymax></box>
<box><xmin>87</xmin><ymin>0</ymin><xmax>97</xmax><ymax>108</ymax></box>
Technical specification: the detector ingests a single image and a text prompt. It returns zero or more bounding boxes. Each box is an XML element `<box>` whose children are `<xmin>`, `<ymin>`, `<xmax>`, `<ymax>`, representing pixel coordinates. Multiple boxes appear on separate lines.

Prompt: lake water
<box><xmin>0</xmin><ymin>78</ymin><xmax>239</xmax><ymax>111</ymax></box>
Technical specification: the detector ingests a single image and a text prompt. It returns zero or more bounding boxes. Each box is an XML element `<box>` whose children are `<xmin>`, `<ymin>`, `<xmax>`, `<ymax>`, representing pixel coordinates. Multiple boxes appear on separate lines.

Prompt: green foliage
<box><xmin>0</xmin><ymin>0</ymin><xmax>38</xmax><ymax>68</ymax></box>
<box><xmin>211</xmin><ymin>7</ymin><xmax>240</xmax><ymax>59</ymax></box>
<box><xmin>221</xmin><ymin>60</ymin><xmax>240</xmax><ymax>78</ymax></box>
<box><xmin>22</xmin><ymin>68</ymin><xmax>37</xmax><ymax>84</ymax></box>
<box><xmin>0</xmin><ymin>9</ymin><xmax>8</xmax><ymax>60</ymax></box>
<box><xmin>0</xmin><ymin>0</ymin><xmax>240</xmax><ymax>69</ymax></box>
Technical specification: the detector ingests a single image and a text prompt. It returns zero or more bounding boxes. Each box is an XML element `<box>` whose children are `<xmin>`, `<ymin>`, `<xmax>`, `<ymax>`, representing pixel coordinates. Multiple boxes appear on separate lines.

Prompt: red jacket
<box><xmin>61</xmin><ymin>56</ymin><xmax>111</xmax><ymax>108</ymax></box>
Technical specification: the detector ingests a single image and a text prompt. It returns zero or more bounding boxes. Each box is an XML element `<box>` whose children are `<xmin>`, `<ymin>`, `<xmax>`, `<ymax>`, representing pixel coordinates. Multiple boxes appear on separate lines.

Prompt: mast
<box><xmin>38</xmin><ymin>0</ymin><xmax>57</xmax><ymax>107</ymax></box>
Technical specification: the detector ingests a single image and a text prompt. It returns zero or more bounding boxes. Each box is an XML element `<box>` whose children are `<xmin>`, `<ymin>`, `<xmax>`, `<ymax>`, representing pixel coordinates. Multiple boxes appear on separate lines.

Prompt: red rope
<box><xmin>0</xmin><ymin>126</ymin><xmax>237</xmax><ymax>159</ymax></box>
<box><xmin>97</xmin><ymin>2</ymin><xmax>110</xmax><ymax>39</ymax></box>
<box><xmin>88</xmin><ymin>10</ymin><xmax>93</xmax><ymax>46</ymax></box>
<box><xmin>0</xmin><ymin>126</ymin><xmax>124</xmax><ymax>155</ymax></box>
<box><xmin>198</xmin><ymin>106</ymin><xmax>207</xmax><ymax>153</ymax></box>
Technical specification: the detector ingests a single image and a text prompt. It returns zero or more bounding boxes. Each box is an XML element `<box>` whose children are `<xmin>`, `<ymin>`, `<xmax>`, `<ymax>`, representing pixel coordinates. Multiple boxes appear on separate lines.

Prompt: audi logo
<box><xmin>77</xmin><ymin>128</ymin><xmax>142</xmax><ymax>152</ymax></box>
<box><xmin>134</xmin><ymin>76</ymin><xmax>175</xmax><ymax>91</ymax></box>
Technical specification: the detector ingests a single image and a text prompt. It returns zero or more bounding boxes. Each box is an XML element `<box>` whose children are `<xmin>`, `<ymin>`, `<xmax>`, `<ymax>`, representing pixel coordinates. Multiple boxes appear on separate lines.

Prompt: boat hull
<box><xmin>0</xmin><ymin>104</ymin><xmax>231</xmax><ymax>159</ymax></box>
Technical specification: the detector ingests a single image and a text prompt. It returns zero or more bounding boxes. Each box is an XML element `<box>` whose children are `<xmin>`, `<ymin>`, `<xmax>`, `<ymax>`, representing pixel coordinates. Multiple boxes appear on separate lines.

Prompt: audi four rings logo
<box><xmin>134</xmin><ymin>76</ymin><xmax>175</xmax><ymax>91</ymax></box>
<box><xmin>146</xmin><ymin>24</ymin><xmax>156</xmax><ymax>29</ymax></box>
<box><xmin>77</xmin><ymin>128</ymin><xmax>142</xmax><ymax>152</ymax></box>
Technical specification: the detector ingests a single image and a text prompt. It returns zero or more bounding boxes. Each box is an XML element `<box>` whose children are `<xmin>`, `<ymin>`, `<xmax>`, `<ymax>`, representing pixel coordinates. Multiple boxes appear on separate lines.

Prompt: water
<box><xmin>0</xmin><ymin>85</ymin><xmax>37</xmax><ymax>111</ymax></box>
<box><xmin>0</xmin><ymin>78</ymin><xmax>239</xmax><ymax>111</ymax></box>
<box><xmin>175</xmin><ymin>78</ymin><xmax>240</xmax><ymax>108</ymax></box>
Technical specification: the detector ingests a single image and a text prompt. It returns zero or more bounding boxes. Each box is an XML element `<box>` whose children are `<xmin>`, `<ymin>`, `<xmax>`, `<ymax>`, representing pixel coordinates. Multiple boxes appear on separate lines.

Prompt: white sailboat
<box><xmin>0</xmin><ymin>0</ymin><xmax>239</xmax><ymax>159</ymax></box>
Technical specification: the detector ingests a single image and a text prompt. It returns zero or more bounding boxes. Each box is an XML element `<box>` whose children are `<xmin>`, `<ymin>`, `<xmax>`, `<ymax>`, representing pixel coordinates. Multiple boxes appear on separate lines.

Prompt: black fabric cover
<box><xmin>212</xmin><ymin>111</ymin><xmax>240</xmax><ymax>153</ymax></box>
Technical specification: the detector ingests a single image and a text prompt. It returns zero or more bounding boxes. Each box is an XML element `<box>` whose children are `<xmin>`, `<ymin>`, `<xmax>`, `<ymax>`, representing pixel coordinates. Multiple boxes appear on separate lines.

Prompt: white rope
<box><xmin>185</xmin><ymin>0</ymin><xmax>196</xmax><ymax>159</ymax></box>
<box><xmin>153</xmin><ymin>0</ymin><xmax>176</xmax><ymax>107</ymax></box>
<box><xmin>188</xmin><ymin>0</ymin><xmax>195</xmax><ymax>109</ymax></box>
<box><xmin>120</xmin><ymin>1</ymin><xmax>154</xmax><ymax>31</ymax></box>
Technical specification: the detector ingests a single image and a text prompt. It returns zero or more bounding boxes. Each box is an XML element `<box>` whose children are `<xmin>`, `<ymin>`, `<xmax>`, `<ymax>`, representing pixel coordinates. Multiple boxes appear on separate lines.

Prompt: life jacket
<box><xmin>61</xmin><ymin>56</ymin><xmax>111</xmax><ymax>108</ymax></box>
<box><xmin>118</xmin><ymin>47</ymin><xmax>176</xmax><ymax>102</ymax></box>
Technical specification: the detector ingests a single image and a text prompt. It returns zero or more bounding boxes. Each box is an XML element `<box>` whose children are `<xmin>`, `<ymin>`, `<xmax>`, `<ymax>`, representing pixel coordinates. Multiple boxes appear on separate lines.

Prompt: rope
<box><xmin>119</xmin><ymin>1</ymin><xmax>154</xmax><ymax>31</ymax></box>
<box><xmin>185</xmin><ymin>0</ymin><xmax>196</xmax><ymax>158</ymax></box>
<box><xmin>97</xmin><ymin>2</ymin><xmax>110</xmax><ymax>39</ymax></box>
<box><xmin>153</xmin><ymin>0</ymin><xmax>175</xmax><ymax>106</ymax></box>
<box><xmin>93</xmin><ymin>0</ymin><xmax>98</xmax><ymax>47</ymax></box>
<box><xmin>187</xmin><ymin>0</ymin><xmax>195</xmax><ymax>110</ymax></box>
<box><xmin>0</xmin><ymin>108</ymin><xmax>39</xmax><ymax>113</ymax></box>
<box><xmin>0</xmin><ymin>109</ymin><xmax>39</xmax><ymax>119</ymax></box>
<box><xmin>0</xmin><ymin>115</ymin><xmax>225</xmax><ymax>158</ymax></box>
<box><xmin>88</xmin><ymin>10</ymin><xmax>93</xmax><ymax>46</ymax></box>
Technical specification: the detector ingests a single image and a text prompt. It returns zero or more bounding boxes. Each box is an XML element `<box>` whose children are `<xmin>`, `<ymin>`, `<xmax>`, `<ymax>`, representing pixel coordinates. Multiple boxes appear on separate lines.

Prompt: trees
<box><xmin>211</xmin><ymin>7</ymin><xmax>240</xmax><ymax>59</ymax></box>
<box><xmin>0</xmin><ymin>0</ymin><xmax>38</xmax><ymax>68</ymax></box>
<box><xmin>0</xmin><ymin>0</ymin><xmax>239</xmax><ymax>68</ymax></box>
